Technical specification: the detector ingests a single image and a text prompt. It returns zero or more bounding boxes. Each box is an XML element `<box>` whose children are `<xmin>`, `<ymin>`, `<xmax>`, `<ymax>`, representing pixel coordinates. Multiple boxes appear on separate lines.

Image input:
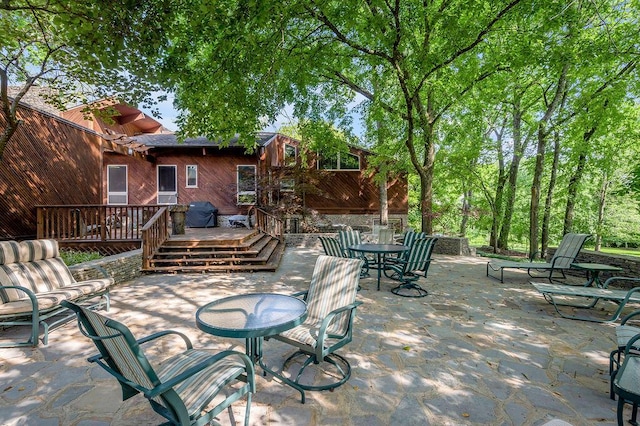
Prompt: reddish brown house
<box><xmin>1</xmin><ymin>98</ymin><xmax>407</xmax><ymax>240</ymax></box>
<box><xmin>100</xmin><ymin>131</ymin><xmax>408</xmax><ymax>230</ymax></box>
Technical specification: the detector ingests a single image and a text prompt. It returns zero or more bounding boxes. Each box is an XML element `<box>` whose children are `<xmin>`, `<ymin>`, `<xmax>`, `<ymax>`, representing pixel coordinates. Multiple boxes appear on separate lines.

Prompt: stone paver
<box><xmin>0</xmin><ymin>245</ymin><xmax>635</xmax><ymax>425</ymax></box>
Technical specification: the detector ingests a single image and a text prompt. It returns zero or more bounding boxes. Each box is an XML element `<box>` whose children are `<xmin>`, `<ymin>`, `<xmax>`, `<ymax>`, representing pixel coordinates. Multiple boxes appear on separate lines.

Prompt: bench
<box><xmin>0</xmin><ymin>239</ymin><xmax>114</xmax><ymax>347</ymax></box>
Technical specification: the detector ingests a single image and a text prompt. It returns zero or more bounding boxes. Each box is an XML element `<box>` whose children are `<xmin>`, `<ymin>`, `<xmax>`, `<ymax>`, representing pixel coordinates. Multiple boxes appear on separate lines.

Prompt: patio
<box><xmin>0</xmin><ymin>244</ymin><xmax>631</xmax><ymax>425</ymax></box>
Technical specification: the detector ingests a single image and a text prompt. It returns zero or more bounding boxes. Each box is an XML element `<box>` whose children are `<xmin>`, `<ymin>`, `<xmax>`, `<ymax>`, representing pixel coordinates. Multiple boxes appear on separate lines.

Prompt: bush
<box><xmin>60</xmin><ymin>249</ymin><xmax>102</xmax><ymax>265</ymax></box>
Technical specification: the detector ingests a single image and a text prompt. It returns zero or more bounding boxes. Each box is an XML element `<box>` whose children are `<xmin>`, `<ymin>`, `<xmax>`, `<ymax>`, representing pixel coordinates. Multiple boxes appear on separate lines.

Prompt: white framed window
<box><xmin>318</xmin><ymin>152</ymin><xmax>360</xmax><ymax>170</ymax></box>
<box><xmin>280</xmin><ymin>178</ymin><xmax>295</xmax><ymax>192</ymax></box>
<box><xmin>186</xmin><ymin>165</ymin><xmax>198</xmax><ymax>188</ymax></box>
<box><xmin>157</xmin><ymin>165</ymin><xmax>177</xmax><ymax>204</ymax></box>
<box><xmin>107</xmin><ymin>165</ymin><xmax>128</xmax><ymax>205</ymax></box>
<box><xmin>284</xmin><ymin>143</ymin><xmax>297</xmax><ymax>166</ymax></box>
<box><xmin>237</xmin><ymin>165</ymin><xmax>256</xmax><ymax>205</ymax></box>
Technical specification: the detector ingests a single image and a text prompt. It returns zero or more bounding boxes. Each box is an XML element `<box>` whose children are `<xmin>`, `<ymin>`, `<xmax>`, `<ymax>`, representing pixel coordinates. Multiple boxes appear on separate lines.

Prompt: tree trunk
<box><xmin>489</xmin><ymin>125</ymin><xmax>506</xmax><ymax>250</ymax></box>
<box><xmin>460</xmin><ymin>189</ymin><xmax>471</xmax><ymax>237</ymax></box>
<box><xmin>541</xmin><ymin>133</ymin><xmax>561</xmax><ymax>258</ymax></box>
<box><xmin>379</xmin><ymin>170</ymin><xmax>388</xmax><ymax>226</ymax></box>
<box><xmin>563</xmin><ymin>127</ymin><xmax>595</xmax><ymax>235</ymax></box>
<box><xmin>595</xmin><ymin>171</ymin><xmax>609</xmax><ymax>251</ymax></box>
<box><xmin>498</xmin><ymin>98</ymin><xmax>525</xmax><ymax>250</ymax></box>
<box><xmin>529</xmin><ymin>64</ymin><xmax>568</xmax><ymax>259</ymax></box>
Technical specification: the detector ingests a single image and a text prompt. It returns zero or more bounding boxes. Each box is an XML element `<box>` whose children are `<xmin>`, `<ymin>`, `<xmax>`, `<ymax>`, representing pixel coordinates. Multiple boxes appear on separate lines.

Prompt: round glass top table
<box><xmin>196</xmin><ymin>293</ymin><xmax>307</xmax><ymax>339</ymax></box>
<box><xmin>196</xmin><ymin>293</ymin><xmax>308</xmax><ymax>401</ymax></box>
<box><xmin>348</xmin><ymin>243</ymin><xmax>408</xmax><ymax>291</ymax></box>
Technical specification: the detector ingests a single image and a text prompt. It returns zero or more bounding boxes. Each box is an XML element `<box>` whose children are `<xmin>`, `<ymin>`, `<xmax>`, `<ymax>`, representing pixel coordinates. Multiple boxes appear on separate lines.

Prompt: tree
<box><xmin>0</xmin><ymin>0</ymin><xmax>173</xmax><ymax>160</ymax></box>
<box><xmin>162</xmin><ymin>0</ymin><xmax>527</xmax><ymax>233</ymax></box>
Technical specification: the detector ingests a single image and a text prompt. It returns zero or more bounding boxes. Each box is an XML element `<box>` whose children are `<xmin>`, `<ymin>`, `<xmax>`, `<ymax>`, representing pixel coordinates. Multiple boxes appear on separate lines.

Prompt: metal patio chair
<box><xmin>486</xmin><ymin>233</ymin><xmax>591</xmax><ymax>283</ymax></box>
<box><xmin>337</xmin><ymin>229</ymin><xmax>369</xmax><ymax>277</ymax></box>
<box><xmin>62</xmin><ymin>301</ymin><xmax>255</xmax><ymax>426</ymax></box>
<box><xmin>613</xmin><ymin>333</ymin><xmax>640</xmax><ymax>425</ymax></box>
<box><xmin>384</xmin><ymin>237</ymin><xmax>438</xmax><ymax>298</ymax></box>
<box><xmin>266</xmin><ymin>255</ymin><xmax>363</xmax><ymax>401</ymax></box>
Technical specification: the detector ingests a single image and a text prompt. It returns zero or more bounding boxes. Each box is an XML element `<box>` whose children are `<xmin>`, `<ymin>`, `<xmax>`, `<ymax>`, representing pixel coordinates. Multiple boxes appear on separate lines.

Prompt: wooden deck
<box><xmin>170</xmin><ymin>227</ymin><xmax>256</xmax><ymax>243</ymax></box>
<box><xmin>145</xmin><ymin>226</ymin><xmax>285</xmax><ymax>273</ymax></box>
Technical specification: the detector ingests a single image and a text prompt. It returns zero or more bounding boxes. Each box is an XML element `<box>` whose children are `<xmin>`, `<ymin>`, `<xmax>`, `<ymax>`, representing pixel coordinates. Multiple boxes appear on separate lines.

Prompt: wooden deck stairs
<box><xmin>143</xmin><ymin>229</ymin><xmax>285</xmax><ymax>273</ymax></box>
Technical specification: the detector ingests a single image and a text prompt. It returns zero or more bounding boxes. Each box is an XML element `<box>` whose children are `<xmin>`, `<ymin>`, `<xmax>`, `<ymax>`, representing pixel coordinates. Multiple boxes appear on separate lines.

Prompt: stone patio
<box><xmin>0</xmin><ymin>244</ymin><xmax>635</xmax><ymax>425</ymax></box>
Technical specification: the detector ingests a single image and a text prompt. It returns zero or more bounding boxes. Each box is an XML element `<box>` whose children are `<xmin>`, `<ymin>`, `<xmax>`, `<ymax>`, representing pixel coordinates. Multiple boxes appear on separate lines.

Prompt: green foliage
<box><xmin>60</xmin><ymin>249</ymin><xmax>102</xmax><ymax>266</ymax></box>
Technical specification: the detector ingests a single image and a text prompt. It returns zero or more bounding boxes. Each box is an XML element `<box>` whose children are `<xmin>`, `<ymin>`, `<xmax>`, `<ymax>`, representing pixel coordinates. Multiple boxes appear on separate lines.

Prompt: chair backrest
<box><xmin>403</xmin><ymin>230</ymin><xmax>426</xmax><ymax>249</ymax></box>
<box><xmin>319</xmin><ymin>236</ymin><xmax>345</xmax><ymax>257</ymax></box>
<box><xmin>62</xmin><ymin>301</ymin><xmax>161</xmax><ymax>400</ymax></box>
<box><xmin>306</xmin><ymin>255</ymin><xmax>363</xmax><ymax>336</ymax></box>
<box><xmin>404</xmin><ymin>238</ymin><xmax>438</xmax><ymax>275</ymax></box>
<box><xmin>378</xmin><ymin>228</ymin><xmax>395</xmax><ymax>244</ymax></box>
<box><xmin>338</xmin><ymin>229</ymin><xmax>361</xmax><ymax>255</ymax></box>
<box><xmin>551</xmin><ymin>233</ymin><xmax>591</xmax><ymax>268</ymax></box>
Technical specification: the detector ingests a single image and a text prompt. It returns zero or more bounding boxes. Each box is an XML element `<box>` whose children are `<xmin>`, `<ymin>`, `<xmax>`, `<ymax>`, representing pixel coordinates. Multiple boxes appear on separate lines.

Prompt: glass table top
<box><xmin>196</xmin><ymin>293</ymin><xmax>307</xmax><ymax>338</ymax></box>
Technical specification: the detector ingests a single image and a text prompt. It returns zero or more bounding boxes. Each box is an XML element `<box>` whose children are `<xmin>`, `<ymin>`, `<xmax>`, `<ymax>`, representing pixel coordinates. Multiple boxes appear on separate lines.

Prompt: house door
<box><xmin>157</xmin><ymin>165</ymin><xmax>177</xmax><ymax>204</ymax></box>
<box><xmin>107</xmin><ymin>165</ymin><xmax>128</xmax><ymax>204</ymax></box>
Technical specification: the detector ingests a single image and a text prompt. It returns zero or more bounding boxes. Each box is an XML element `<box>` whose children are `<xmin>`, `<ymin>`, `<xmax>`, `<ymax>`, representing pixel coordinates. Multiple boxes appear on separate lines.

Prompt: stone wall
<box><xmin>284</xmin><ymin>232</ymin><xmax>473</xmax><ymax>256</ymax></box>
<box><xmin>70</xmin><ymin>249</ymin><xmax>143</xmax><ymax>285</ymax></box>
<box><xmin>547</xmin><ymin>247</ymin><xmax>640</xmax><ymax>280</ymax></box>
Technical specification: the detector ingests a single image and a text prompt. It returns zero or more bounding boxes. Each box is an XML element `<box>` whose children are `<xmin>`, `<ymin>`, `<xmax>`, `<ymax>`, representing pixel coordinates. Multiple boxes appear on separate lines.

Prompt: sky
<box><xmin>142</xmin><ymin>92</ymin><xmax>296</xmax><ymax>134</ymax></box>
<box><xmin>144</xmin><ymin>92</ymin><xmax>366</xmax><ymax>138</ymax></box>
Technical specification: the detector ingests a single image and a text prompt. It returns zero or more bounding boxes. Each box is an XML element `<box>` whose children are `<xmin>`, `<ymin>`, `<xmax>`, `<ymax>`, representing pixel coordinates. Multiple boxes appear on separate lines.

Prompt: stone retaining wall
<box><xmin>284</xmin><ymin>233</ymin><xmax>473</xmax><ymax>256</ymax></box>
<box><xmin>70</xmin><ymin>249</ymin><xmax>143</xmax><ymax>285</ymax></box>
<box><xmin>547</xmin><ymin>247</ymin><xmax>640</xmax><ymax>280</ymax></box>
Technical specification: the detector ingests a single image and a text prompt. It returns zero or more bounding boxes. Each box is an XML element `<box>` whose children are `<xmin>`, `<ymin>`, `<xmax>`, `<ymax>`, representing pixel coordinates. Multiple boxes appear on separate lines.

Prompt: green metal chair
<box><xmin>266</xmin><ymin>255</ymin><xmax>363</xmax><ymax>401</ymax></box>
<box><xmin>62</xmin><ymin>301</ymin><xmax>255</xmax><ymax>426</ymax></box>
<box><xmin>377</xmin><ymin>228</ymin><xmax>395</xmax><ymax>244</ymax></box>
<box><xmin>318</xmin><ymin>236</ymin><xmax>347</xmax><ymax>258</ymax></box>
<box><xmin>384</xmin><ymin>237</ymin><xmax>437</xmax><ymax>298</ymax></box>
<box><xmin>337</xmin><ymin>229</ymin><xmax>369</xmax><ymax>277</ymax></box>
<box><xmin>612</xmin><ymin>333</ymin><xmax>640</xmax><ymax>425</ymax></box>
<box><xmin>611</xmin><ymin>310</ymin><xmax>640</xmax><ymax>400</ymax></box>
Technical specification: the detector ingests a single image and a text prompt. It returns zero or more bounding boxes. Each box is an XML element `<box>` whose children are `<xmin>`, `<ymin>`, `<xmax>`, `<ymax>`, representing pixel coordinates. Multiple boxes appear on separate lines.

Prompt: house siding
<box><xmin>104</xmin><ymin>148</ymin><xmax>258</xmax><ymax>215</ymax></box>
<box><xmin>0</xmin><ymin>104</ymin><xmax>102</xmax><ymax>240</ymax></box>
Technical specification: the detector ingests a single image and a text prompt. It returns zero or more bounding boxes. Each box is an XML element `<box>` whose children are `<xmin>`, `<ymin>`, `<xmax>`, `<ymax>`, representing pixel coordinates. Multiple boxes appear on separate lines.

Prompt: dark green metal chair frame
<box><xmin>62</xmin><ymin>300</ymin><xmax>255</xmax><ymax>426</ymax></box>
<box><xmin>384</xmin><ymin>237</ymin><xmax>438</xmax><ymax>298</ymax></box>
<box><xmin>266</xmin><ymin>255</ymin><xmax>363</xmax><ymax>400</ymax></box>
<box><xmin>613</xmin><ymin>333</ymin><xmax>640</xmax><ymax>425</ymax></box>
<box><xmin>336</xmin><ymin>230</ymin><xmax>370</xmax><ymax>277</ymax></box>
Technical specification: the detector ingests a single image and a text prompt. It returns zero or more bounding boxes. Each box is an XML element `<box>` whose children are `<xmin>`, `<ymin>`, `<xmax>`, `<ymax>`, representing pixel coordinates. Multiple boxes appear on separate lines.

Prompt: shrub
<box><xmin>60</xmin><ymin>249</ymin><xmax>102</xmax><ymax>265</ymax></box>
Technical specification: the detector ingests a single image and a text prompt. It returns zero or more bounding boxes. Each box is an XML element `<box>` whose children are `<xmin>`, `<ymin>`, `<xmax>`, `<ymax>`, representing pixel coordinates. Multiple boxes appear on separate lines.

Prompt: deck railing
<box><xmin>141</xmin><ymin>207</ymin><xmax>169</xmax><ymax>270</ymax></box>
<box><xmin>36</xmin><ymin>205</ymin><xmax>163</xmax><ymax>241</ymax></box>
<box><xmin>255</xmin><ymin>207</ymin><xmax>284</xmax><ymax>242</ymax></box>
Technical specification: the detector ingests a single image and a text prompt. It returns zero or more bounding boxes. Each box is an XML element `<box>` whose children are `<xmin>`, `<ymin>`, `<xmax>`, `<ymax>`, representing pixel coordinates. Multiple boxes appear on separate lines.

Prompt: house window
<box><xmin>157</xmin><ymin>165</ymin><xmax>177</xmax><ymax>204</ymax></box>
<box><xmin>237</xmin><ymin>165</ymin><xmax>256</xmax><ymax>205</ymax></box>
<box><xmin>318</xmin><ymin>152</ymin><xmax>360</xmax><ymax>170</ymax></box>
<box><xmin>186</xmin><ymin>165</ymin><xmax>198</xmax><ymax>188</ymax></box>
<box><xmin>107</xmin><ymin>165</ymin><xmax>128</xmax><ymax>205</ymax></box>
<box><xmin>280</xmin><ymin>178</ymin><xmax>295</xmax><ymax>192</ymax></box>
<box><xmin>284</xmin><ymin>143</ymin><xmax>297</xmax><ymax>166</ymax></box>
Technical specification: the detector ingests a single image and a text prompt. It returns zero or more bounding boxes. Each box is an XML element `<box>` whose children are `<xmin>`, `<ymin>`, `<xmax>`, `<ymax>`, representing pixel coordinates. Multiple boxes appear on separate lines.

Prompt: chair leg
<box><xmin>391</xmin><ymin>281</ymin><xmax>428</xmax><ymax>298</ymax></box>
<box><xmin>282</xmin><ymin>351</ymin><xmax>352</xmax><ymax>392</ymax></box>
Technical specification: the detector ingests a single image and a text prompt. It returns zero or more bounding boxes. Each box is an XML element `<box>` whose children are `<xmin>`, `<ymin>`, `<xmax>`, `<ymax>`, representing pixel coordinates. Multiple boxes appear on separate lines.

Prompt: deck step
<box><xmin>144</xmin><ymin>231</ymin><xmax>284</xmax><ymax>273</ymax></box>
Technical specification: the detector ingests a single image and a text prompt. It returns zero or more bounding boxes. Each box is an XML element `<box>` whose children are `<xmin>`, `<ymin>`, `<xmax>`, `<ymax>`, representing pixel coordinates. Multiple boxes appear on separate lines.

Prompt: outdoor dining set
<box><xmin>53</xmin><ymin>227</ymin><xmax>440</xmax><ymax>426</ymax></box>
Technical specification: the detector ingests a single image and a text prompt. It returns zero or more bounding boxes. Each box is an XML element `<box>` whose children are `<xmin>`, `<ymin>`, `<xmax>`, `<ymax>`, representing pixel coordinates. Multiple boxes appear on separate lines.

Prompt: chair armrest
<box><xmin>291</xmin><ymin>290</ymin><xmax>308</xmax><ymax>300</ymax></box>
<box><xmin>622</xmin><ymin>309</ymin><xmax>640</xmax><ymax>325</ymax></box>
<box><xmin>625</xmin><ymin>333</ymin><xmax>640</xmax><ymax>356</ymax></box>
<box><xmin>87</xmin><ymin>330</ymin><xmax>194</xmax><ymax>365</ymax></box>
<box><xmin>148</xmin><ymin>350</ymin><xmax>256</xmax><ymax>397</ymax></box>
<box><xmin>136</xmin><ymin>330</ymin><xmax>193</xmax><ymax>350</ymax></box>
<box><xmin>0</xmin><ymin>285</ymin><xmax>39</xmax><ymax>312</ymax></box>
<box><xmin>550</xmin><ymin>255</ymin><xmax>573</xmax><ymax>268</ymax></box>
<box><xmin>318</xmin><ymin>301</ymin><xmax>363</xmax><ymax>338</ymax></box>
<box><xmin>68</xmin><ymin>264</ymin><xmax>110</xmax><ymax>279</ymax></box>
<box><xmin>602</xmin><ymin>277</ymin><xmax>640</xmax><ymax>290</ymax></box>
